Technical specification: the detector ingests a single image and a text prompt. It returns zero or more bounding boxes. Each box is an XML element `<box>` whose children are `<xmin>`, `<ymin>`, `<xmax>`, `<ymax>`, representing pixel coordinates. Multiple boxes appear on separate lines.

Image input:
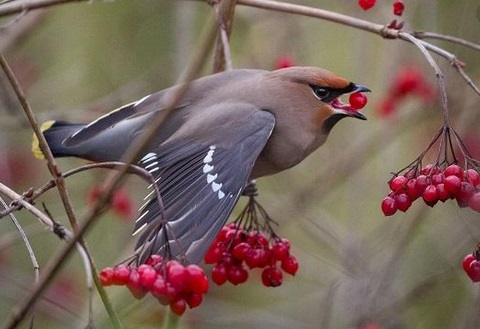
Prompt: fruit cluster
<box><xmin>382</xmin><ymin>163</ymin><xmax>480</xmax><ymax>216</ymax></box>
<box><xmin>204</xmin><ymin>223</ymin><xmax>299</xmax><ymax>287</ymax></box>
<box><xmin>99</xmin><ymin>255</ymin><xmax>208</xmax><ymax>315</ymax></box>
<box><xmin>463</xmin><ymin>250</ymin><xmax>480</xmax><ymax>283</ymax></box>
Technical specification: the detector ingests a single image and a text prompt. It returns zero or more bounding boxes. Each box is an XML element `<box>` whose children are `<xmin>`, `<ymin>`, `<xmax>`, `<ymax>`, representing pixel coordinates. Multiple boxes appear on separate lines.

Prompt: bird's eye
<box><xmin>312</xmin><ymin>86</ymin><xmax>331</xmax><ymax>101</ymax></box>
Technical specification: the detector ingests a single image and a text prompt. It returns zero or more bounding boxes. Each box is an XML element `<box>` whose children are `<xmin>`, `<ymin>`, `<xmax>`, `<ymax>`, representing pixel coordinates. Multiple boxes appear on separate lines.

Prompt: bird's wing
<box><xmin>133</xmin><ymin>105</ymin><xmax>275</xmax><ymax>264</ymax></box>
<box><xmin>63</xmin><ymin>92</ymin><xmax>174</xmax><ymax>147</ymax></box>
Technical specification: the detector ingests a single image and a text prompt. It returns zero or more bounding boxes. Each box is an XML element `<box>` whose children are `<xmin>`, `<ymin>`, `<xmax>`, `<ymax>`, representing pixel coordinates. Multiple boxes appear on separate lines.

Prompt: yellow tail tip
<box><xmin>31</xmin><ymin>120</ymin><xmax>55</xmax><ymax>160</ymax></box>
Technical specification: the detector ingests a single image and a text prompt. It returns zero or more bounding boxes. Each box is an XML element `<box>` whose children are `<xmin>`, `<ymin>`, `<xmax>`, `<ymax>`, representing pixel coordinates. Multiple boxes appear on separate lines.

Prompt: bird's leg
<box><xmin>241</xmin><ymin>179</ymin><xmax>258</xmax><ymax>198</ymax></box>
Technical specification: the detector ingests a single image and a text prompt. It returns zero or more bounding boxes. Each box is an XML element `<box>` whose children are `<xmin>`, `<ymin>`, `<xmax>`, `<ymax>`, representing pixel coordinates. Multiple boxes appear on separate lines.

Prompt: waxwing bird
<box><xmin>32</xmin><ymin>67</ymin><xmax>369</xmax><ymax>264</ymax></box>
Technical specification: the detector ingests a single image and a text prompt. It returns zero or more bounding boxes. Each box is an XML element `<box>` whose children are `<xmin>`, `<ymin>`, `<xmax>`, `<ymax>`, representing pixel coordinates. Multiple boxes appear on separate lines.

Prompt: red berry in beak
<box><xmin>349</xmin><ymin>92</ymin><xmax>368</xmax><ymax>110</ymax></box>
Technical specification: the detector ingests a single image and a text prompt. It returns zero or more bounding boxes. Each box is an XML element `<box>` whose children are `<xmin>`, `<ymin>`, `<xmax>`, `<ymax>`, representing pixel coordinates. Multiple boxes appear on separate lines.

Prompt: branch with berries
<box><xmin>1</xmin><ymin>0</ymin><xmax>480</xmax><ymax>328</ymax></box>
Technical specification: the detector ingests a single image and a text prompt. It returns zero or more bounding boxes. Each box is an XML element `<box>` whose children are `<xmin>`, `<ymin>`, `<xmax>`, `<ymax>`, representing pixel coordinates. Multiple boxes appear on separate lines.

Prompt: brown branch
<box><xmin>454</xmin><ymin>63</ymin><xmax>480</xmax><ymax>98</ymax></box>
<box><xmin>0</xmin><ymin>197</ymin><xmax>39</xmax><ymax>328</ymax></box>
<box><xmin>413</xmin><ymin>30</ymin><xmax>480</xmax><ymax>53</ymax></box>
<box><xmin>0</xmin><ymin>0</ymin><xmax>87</xmax><ymax>17</ymax></box>
<box><xmin>211</xmin><ymin>0</ymin><xmax>236</xmax><ymax>72</ymax></box>
<box><xmin>399</xmin><ymin>32</ymin><xmax>450</xmax><ymax>126</ymax></box>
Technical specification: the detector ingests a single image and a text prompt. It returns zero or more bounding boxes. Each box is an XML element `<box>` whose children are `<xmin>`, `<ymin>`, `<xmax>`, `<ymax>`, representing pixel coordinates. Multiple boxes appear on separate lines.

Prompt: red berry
<box><xmin>113</xmin><ymin>265</ymin><xmax>131</xmax><ymax>285</ymax></box>
<box><xmin>139</xmin><ymin>266</ymin><xmax>157</xmax><ymax>289</ymax></box>
<box><xmin>99</xmin><ymin>267</ymin><xmax>115</xmax><ymax>286</ymax></box>
<box><xmin>204</xmin><ymin>246</ymin><xmax>223</xmax><ymax>264</ymax></box>
<box><xmin>280</xmin><ymin>238</ymin><xmax>291</xmax><ymax>249</ymax></box>
<box><xmin>281</xmin><ymin>255</ymin><xmax>299</xmax><ymax>276</ymax></box>
<box><xmin>431</xmin><ymin>173</ymin><xmax>444</xmax><ymax>185</ymax></box>
<box><xmin>444</xmin><ymin>175</ymin><xmax>461</xmax><ymax>196</ymax></box>
<box><xmin>468</xmin><ymin>192</ymin><xmax>480</xmax><ymax>213</ymax></box>
<box><xmin>422</xmin><ymin>185</ymin><xmax>438</xmax><ymax>206</ymax></box>
<box><xmin>444</xmin><ymin>164</ymin><xmax>462</xmax><ymax>177</ymax></box>
<box><xmin>393</xmin><ymin>0</ymin><xmax>405</xmax><ymax>16</ymax></box>
<box><xmin>227</xmin><ymin>265</ymin><xmax>248</xmax><ymax>285</ymax></box>
<box><xmin>245</xmin><ymin>248</ymin><xmax>270</xmax><ymax>268</ymax></box>
<box><xmin>261</xmin><ymin>267</ymin><xmax>283</xmax><ymax>287</ymax></box>
<box><xmin>211</xmin><ymin>264</ymin><xmax>228</xmax><ymax>285</ymax></box>
<box><xmin>436</xmin><ymin>183</ymin><xmax>450</xmax><ymax>202</ymax></box>
<box><xmin>463</xmin><ymin>254</ymin><xmax>476</xmax><ymax>272</ymax></box>
<box><xmin>127</xmin><ymin>270</ymin><xmax>147</xmax><ymax>300</ymax></box>
<box><xmin>167</xmin><ymin>262</ymin><xmax>188</xmax><ymax>292</ymax></box>
<box><xmin>145</xmin><ymin>254</ymin><xmax>163</xmax><ymax>266</ymax></box>
<box><xmin>186</xmin><ymin>264</ymin><xmax>209</xmax><ymax>294</ymax></box>
<box><xmin>457</xmin><ymin>182</ymin><xmax>475</xmax><ymax>208</ymax></box>
<box><xmin>151</xmin><ymin>277</ymin><xmax>170</xmax><ymax>305</ymax></box>
<box><xmin>170</xmin><ymin>299</ymin><xmax>187</xmax><ymax>316</ymax></box>
<box><xmin>466</xmin><ymin>260</ymin><xmax>480</xmax><ymax>283</ymax></box>
<box><xmin>415</xmin><ymin>175</ymin><xmax>430</xmax><ymax>193</ymax></box>
<box><xmin>465</xmin><ymin>169</ymin><xmax>480</xmax><ymax>187</ymax></box>
<box><xmin>389</xmin><ymin>175</ymin><xmax>407</xmax><ymax>192</ymax></box>
<box><xmin>381</xmin><ymin>196</ymin><xmax>397</xmax><ymax>216</ymax></box>
<box><xmin>358</xmin><ymin>0</ymin><xmax>376</xmax><ymax>10</ymax></box>
<box><xmin>232</xmin><ymin>242</ymin><xmax>251</xmax><ymax>261</ymax></box>
<box><xmin>272</xmin><ymin>241</ymin><xmax>290</xmax><ymax>261</ymax></box>
<box><xmin>185</xmin><ymin>293</ymin><xmax>203</xmax><ymax>308</ymax></box>
<box><xmin>395</xmin><ymin>193</ymin><xmax>412</xmax><ymax>212</ymax></box>
<box><xmin>405</xmin><ymin>179</ymin><xmax>421</xmax><ymax>200</ymax></box>
<box><xmin>349</xmin><ymin>92</ymin><xmax>368</xmax><ymax>110</ymax></box>
<box><xmin>249</xmin><ymin>232</ymin><xmax>268</xmax><ymax>247</ymax></box>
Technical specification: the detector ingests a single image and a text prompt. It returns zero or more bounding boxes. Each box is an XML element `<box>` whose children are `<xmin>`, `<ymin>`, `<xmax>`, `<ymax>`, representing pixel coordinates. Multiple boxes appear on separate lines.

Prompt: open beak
<box><xmin>331</xmin><ymin>83</ymin><xmax>370</xmax><ymax>120</ymax></box>
<box><xmin>352</xmin><ymin>84</ymin><xmax>371</xmax><ymax>93</ymax></box>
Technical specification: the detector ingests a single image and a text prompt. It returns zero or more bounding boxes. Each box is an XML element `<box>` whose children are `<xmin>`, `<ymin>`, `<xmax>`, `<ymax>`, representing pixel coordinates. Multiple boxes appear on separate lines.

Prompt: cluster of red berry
<box><xmin>377</xmin><ymin>66</ymin><xmax>434</xmax><ymax>118</ymax></box>
<box><xmin>204</xmin><ymin>223</ymin><xmax>299</xmax><ymax>287</ymax></box>
<box><xmin>358</xmin><ymin>0</ymin><xmax>404</xmax><ymax>16</ymax></box>
<box><xmin>463</xmin><ymin>250</ymin><xmax>480</xmax><ymax>283</ymax></box>
<box><xmin>99</xmin><ymin>255</ymin><xmax>208</xmax><ymax>315</ymax></box>
<box><xmin>382</xmin><ymin>163</ymin><xmax>480</xmax><ymax>216</ymax></box>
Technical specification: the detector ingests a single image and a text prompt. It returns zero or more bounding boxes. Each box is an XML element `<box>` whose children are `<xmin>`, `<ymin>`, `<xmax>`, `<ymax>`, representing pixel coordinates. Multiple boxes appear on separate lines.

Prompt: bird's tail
<box><xmin>32</xmin><ymin>120</ymin><xmax>85</xmax><ymax>159</ymax></box>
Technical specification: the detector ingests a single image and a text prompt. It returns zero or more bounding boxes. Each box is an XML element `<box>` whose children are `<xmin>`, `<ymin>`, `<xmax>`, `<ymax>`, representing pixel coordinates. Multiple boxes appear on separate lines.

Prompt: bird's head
<box><xmin>266</xmin><ymin>66</ymin><xmax>369</xmax><ymax>134</ymax></box>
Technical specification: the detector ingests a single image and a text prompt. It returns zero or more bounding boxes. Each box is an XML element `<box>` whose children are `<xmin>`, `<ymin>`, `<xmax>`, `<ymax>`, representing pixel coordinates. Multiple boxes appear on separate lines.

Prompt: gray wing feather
<box><xmin>134</xmin><ymin>105</ymin><xmax>275</xmax><ymax>264</ymax></box>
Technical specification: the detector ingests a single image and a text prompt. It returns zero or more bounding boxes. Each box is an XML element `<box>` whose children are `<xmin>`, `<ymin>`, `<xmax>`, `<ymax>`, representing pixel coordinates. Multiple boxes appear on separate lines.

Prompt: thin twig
<box><xmin>0</xmin><ymin>196</ymin><xmax>39</xmax><ymax>329</ymax></box>
<box><xmin>0</xmin><ymin>182</ymin><xmax>57</xmax><ymax>231</ymax></box>
<box><xmin>0</xmin><ymin>0</ymin><xmax>88</xmax><ymax>17</ymax></box>
<box><xmin>399</xmin><ymin>32</ymin><xmax>449</xmax><ymax>126</ymax></box>
<box><xmin>454</xmin><ymin>63</ymin><xmax>480</xmax><ymax>97</ymax></box>
<box><xmin>212</xmin><ymin>0</ymin><xmax>236</xmax><ymax>72</ymax></box>
<box><xmin>413</xmin><ymin>31</ymin><xmax>480</xmax><ymax>52</ymax></box>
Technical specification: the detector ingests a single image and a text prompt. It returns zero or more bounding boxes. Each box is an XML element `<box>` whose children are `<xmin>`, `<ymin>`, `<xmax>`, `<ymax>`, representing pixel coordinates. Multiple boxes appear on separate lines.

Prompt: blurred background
<box><xmin>0</xmin><ymin>0</ymin><xmax>480</xmax><ymax>328</ymax></box>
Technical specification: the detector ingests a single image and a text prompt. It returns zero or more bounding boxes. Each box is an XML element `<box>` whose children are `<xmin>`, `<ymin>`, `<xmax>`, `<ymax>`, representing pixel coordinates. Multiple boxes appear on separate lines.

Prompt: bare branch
<box><xmin>212</xmin><ymin>0</ymin><xmax>236</xmax><ymax>72</ymax></box>
<box><xmin>413</xmin><ymin>31</ymin><xmax>480</xmax><ymax>53</ymax></box>
<box><xmin>0</xmin><ymin>196</ymin><xmax>39</xmax><ymax>328</ymax></box>
<box><xmin>0</xmin><ymin>0</ymin><xmax>87</xmax><ymax>17</ymax></box>
<box><xmin>398</xmin><ymin>32</ymin><xmax>450</xmax><ymax>126</ymax></box>
<box><xmin>454</xmin><ymin>62</ymin><xmax>480</xmax><ymax>98</ymax></box>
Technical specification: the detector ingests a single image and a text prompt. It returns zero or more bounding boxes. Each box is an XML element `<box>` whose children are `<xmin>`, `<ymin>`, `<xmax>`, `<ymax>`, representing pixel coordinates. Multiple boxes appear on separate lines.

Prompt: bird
<box><xmin>32</xmin><ymin>66</ymin><xmax>369</xmax><ymax>264</ymax></box>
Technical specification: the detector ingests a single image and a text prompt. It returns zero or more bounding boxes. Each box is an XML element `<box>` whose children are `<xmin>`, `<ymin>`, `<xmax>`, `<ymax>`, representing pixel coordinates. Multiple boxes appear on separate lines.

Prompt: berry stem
<box><xmin>399</xmin><ymin>32</ymin><xmax>450</xmax><ymax>127</ymax></box>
